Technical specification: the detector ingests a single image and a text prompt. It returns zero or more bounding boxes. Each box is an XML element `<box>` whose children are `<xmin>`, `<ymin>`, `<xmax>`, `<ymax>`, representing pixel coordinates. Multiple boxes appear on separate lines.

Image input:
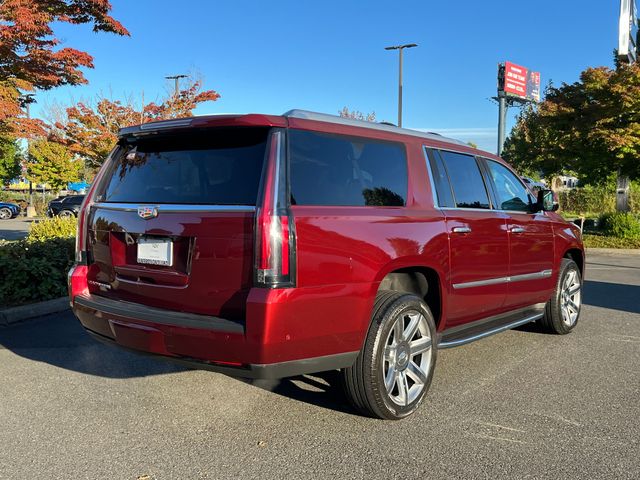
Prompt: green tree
<box><xmin>27</xmin><ymin>139</ymin><xmax>81</xmax><ymax>189</ymax></box>
<box><xmin>503</xmin><ymin>63</ymin><xmax>640</xmax><ymax>184</ymax></box>
<box><xmin>0</xmin><ymin>136</ymin><xmax>21</xmax><ymax>184</ymax></box>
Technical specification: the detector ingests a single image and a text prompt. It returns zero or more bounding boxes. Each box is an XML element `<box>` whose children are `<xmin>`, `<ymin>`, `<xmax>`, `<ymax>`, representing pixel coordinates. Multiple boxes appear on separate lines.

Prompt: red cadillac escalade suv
<box><xmin>69</xmin><ymin>110</ymin><xmax>584</xmax><ymax>420</ymax></box>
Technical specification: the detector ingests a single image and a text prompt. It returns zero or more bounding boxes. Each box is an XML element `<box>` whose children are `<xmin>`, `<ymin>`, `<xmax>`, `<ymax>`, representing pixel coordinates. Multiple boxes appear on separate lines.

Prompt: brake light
<box><xmin>75</xmin><ymin>150</ymin><xmax>113</xmax><ymax>263</ymax></box>
<box><xmin>254</xmin><ymin>129</ymin><xmax>295</xmax><ymax>288</ymax></box>
<box><xmin>68</xmin><ymin>264</ymin><xmax>88</xmax><ymax>302</ymax></box>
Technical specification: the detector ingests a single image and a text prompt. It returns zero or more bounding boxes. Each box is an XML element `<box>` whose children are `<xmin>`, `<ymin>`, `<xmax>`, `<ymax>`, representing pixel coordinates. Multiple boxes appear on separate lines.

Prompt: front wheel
<box><xmin>342</xmin><ymin>291</ymin><xmax>437</xmax><ymax>420</ymax></box>
<box><xmin>58</xmin><ymin>209</ymin><xmax>75</xmax><ymax>218</ymax></box>
<box><xmin>539</xmin><ymin>258</ymin><xmax>582</xmax><ymax>334</ymax></box>
<box><xmin>0</xmin><ymin>208</ymin><xmax>12</xmax><ymax>220</ymax></box>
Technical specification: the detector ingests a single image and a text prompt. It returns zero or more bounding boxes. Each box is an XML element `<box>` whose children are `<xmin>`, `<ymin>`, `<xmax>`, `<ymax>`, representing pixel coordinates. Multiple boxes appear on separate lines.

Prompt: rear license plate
<box><xmin>137</xmin><ymin>237</ymin><xmax>173</xmax><ymax>266</ymax></box>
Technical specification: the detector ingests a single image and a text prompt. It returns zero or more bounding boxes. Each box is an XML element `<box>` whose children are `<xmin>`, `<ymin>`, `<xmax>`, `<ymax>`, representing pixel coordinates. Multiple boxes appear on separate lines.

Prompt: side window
<box><xmin>439</xmin><ymin>151</ymin><xmax>490</xmax><ymax>209</ymax></box>
<box><xmin>289</xmin><ymin>130</ymin><xmax>407</xmax><ymax>207</ymax></box>
<box><xmin>426</xmin><ymin>149</ymin><xmax>455</xmax><ymax>207</ymax></box>
<box><xmin>485</xmin><ymin>160</ymin><xmax>532</xmax><ymax>212</ymax></box>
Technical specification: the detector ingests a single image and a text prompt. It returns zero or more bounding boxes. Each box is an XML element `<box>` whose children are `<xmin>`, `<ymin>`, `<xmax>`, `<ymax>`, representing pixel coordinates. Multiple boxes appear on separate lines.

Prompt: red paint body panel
<box><xmin>71</xmin><ymin>112</ymin><xmax>585</xmax><ymax>374</ymax></box>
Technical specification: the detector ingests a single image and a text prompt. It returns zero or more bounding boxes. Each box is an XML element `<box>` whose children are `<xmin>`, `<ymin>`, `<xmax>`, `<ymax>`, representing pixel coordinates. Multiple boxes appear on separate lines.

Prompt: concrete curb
<box><xmin>586</xmin><ymin>247</ymin><xmax>640</xmax><ymax>256</ymax></box>
<box><xmin>0</xmin><ymin>297</ymin><xmax>69</xmax><ymax>327</ymax></box>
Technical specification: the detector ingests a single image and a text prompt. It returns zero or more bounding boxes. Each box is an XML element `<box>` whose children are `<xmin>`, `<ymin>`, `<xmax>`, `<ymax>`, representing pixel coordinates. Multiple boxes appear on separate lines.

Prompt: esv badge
<box><xmin>137</xmin><ymin>206</ymin><xmax>158</xmax><ymax>220</ymax></box>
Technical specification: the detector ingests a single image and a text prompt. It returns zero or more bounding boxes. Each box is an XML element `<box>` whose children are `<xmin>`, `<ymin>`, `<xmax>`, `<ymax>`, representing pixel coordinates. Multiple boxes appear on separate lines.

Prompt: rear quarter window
<box><xmin>289</xmin><ymin>130</ymin><xmax>408</xmax><ymax>207</ymax></box>
<box><xmin>97</xmin><ymin>128</ymin><xmax>269</xmax><ymax>205</ymax></box>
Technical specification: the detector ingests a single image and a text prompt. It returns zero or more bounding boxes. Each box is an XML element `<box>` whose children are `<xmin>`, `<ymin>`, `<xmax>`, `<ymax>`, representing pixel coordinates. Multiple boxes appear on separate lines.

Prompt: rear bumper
<box><xmin>71</xmin><ymin>292</ymin><xmax>362</xmax><ymax>379</ymax></box>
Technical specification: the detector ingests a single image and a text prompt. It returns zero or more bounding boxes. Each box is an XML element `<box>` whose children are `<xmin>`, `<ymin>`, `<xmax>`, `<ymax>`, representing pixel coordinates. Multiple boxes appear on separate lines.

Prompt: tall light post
<box><xmin>165</xmin><ymin>74</ymin><xmax>187</xmax><ymax>98</ymax></box>
<box><xmin>385</xmin><ymin>43</ymin><xmax>417</xmax><ymax>127</ymax></box>
<box><xmin>19</xmin><ymin>93</ymin><xmax>37</xmax><ymax>217</ymax></box>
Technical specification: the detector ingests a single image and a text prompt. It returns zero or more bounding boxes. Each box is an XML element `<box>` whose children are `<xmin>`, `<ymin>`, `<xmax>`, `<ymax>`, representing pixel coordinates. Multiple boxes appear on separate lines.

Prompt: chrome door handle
<box><xmin>510</xmin><ymin>227</ymin><xmax>525</xmax><ymax>234</ymax></box>
<box><xmin>452</xmin><ymin>226</ymin><xmax>472</xmax><ymax>234</ymax></box>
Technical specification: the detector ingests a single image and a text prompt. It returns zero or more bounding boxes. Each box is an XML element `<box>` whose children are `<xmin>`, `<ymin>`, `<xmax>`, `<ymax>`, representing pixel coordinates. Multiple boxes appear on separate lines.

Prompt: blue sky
<box><xmin>33</xmin><ymin>0</ymin><xmax>620</xmax><ymax>153</ymax></box>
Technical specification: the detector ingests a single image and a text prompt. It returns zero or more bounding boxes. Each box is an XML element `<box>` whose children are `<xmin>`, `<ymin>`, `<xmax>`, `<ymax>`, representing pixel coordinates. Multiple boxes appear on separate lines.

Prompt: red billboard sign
<box><xmin>502</xmin><ymin>61</ymin><xmax>541</xmax><ymax>102</ymax></box>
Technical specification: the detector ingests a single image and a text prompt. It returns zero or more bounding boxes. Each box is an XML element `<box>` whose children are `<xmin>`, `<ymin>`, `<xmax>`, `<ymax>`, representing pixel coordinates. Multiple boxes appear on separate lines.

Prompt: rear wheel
<box><xmin>58</xmin><ymin>209</ymin><xmax>75</xmax><ymax>218</ymax></box>
<box><xmin>342</xmin><ymin>291</ymin><xmax>437</xmax><ymax>420</ymax></box>
<box><xmin>540</xmin><ymin>258</ymin><xmax>582</xmax><ymax>334</ymax></box>
<box><xmin>0</xmin><ymin>207</ymin><xmax>11</xmax><ymax>220</ymax></box>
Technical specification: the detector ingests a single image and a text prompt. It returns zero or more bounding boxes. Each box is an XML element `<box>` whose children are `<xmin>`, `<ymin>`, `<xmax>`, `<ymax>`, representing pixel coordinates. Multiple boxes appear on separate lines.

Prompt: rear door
<box><xmin>86</xmin><ymin>127</ymin><xmax>270</xmax><ymax>320</ymax></box>
<box><xmin>427</xmin><ymin>149</ymin><xmax>509</xmax><ymax>327</ymax></box>
<box><xmin>481</xmin><ymin>159</ymin><xmax>555</xmax><ymax>309</ymax></box>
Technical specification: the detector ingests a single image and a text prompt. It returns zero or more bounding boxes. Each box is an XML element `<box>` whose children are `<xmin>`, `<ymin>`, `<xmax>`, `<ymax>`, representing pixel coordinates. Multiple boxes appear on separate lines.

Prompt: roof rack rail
<box><xmin>283</xmin><ymin>109</ymin><xmax>466</xmax><ymax>146</ymax></box>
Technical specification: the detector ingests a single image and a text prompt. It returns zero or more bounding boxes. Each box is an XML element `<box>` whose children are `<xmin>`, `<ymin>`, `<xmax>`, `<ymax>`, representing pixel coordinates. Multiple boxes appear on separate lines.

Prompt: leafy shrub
<box><xmin>558</xmin><ymin>182</ymin><xmax>640</xmax><ymax>216</ymax></box>
<box><xmin>0</xmin><ymin>237</ymin><xmax>75</xmax><ymax>307</ymax></box>
<box><xmin>583</xmin><ymin>234</ymin><xmax>640</xmax><ymax>249</ymax></box>
<box><xmin>599</xmin><ymin>212</ymin><xmax>640</xmax><ymax>239</ymax></box>
<box><xmin>558</xmin><ymin>185</ymin><xmax>616</xmax><ymax>214</ymax></box>
<box><xmin>28</xmin><ymin>216</ymin><xmax>77</xmax><ymax>242</ymax></box>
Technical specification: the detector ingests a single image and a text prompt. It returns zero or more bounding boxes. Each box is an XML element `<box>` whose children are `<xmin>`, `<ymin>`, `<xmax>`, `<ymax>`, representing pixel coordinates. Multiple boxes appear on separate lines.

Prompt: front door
<box><xmin>428</xmin><ymin>149</ymin><xmax>510</xmax><ymax>327</ymax></box>
<box><xmin>482</xmin><ymin>159</ymin><xmax>555</xmax><ymax>309</ymax></box>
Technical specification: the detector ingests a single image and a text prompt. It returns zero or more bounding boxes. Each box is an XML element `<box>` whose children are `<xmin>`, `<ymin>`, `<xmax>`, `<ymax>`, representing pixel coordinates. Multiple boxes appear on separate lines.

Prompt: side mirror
<box><xmin>535</xmin><ymin>189</ymin><xmax>559</xmax><ymax>212</ymax></box>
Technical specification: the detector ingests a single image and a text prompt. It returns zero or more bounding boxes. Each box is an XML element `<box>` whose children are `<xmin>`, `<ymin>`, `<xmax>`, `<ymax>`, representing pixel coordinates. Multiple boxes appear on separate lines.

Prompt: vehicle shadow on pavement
<box><xmin>583</xmin><ymin>280</ymin><xmax>640</xmax><ymax>315</ymax></box>
<box><xmin>0</xmin><ymin>311</ymin><xmax>185</xmax><ymax>379</ymax></box>
<box><xmin>245</xmin><ymin>371</ymin><xmax>358</xmax><ymax>416</ymax></box>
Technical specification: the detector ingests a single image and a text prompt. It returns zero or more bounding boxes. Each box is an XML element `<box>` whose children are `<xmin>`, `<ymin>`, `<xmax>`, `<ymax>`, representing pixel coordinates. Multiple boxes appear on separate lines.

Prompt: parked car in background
<box><xmin>68</xmin><ymin>110</ymin><xmax>584</xmax><ymax>420</ymax></box>
<box><xmin>522</xmin><ymin>176</ymin><xmax>546</xmax><ymax>192</ymax></box>
<box><xmin>47</xmin><ymin>195</ymin><xmax>85</xmax><ymax>218</ymax></box>
<box><xmin>0</xmin><ymin>201</ymin><xmax>21</xmax><ymax>220</ymax></box>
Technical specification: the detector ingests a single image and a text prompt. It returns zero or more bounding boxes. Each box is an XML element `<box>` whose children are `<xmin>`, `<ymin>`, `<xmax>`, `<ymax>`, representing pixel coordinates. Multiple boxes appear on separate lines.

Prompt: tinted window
<box><xmin>64</xmin><ymin>196</ymin><xmax>84</xmax><ymax>205</ymax></box>
<box><xmin>289</xmin><ymin>130</ymin><xmax>407</xmax><ymax>206</ymax></box>
<box><xmin>439</xmin><ymin>151</ymin><xmax>490</xmax><ymax>209</ymax></box>
<box><xmin>426</xmin><ymin>150</ymin><xmax>455</xmax><ymax>207</ymax></box>
<box><xmin>98</xmin><ymin>128</ymin><xmax>268</xmax><ymax>205</ymax></box>
<box><xmin>486</xmin><ymin>160</ymin><xmax>532</xmax><ymax>212</ymax></box>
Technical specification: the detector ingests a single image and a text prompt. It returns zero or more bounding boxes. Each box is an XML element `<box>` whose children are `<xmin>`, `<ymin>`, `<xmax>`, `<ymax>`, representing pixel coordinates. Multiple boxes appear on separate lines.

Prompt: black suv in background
<box><xmin>47</xmin><ymin>195</ymin><xmax>85</xmax><ymax>217</ymax></box>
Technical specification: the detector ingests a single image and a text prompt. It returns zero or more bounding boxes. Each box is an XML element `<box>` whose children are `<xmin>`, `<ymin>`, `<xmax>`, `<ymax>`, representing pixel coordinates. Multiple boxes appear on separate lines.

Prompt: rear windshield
<box><xmin>97</xmin><ymin>128</ymin><xmax>269</xmax><ymax>205</ymax></box>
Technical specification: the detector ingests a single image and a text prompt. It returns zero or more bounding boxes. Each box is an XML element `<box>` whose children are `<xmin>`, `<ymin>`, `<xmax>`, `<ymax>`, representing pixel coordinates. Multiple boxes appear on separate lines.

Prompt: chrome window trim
<box><xmin>93</xmin><ymin>203</ymin><xmax>256</xmax><ymax>213</ymax></box>
<box><xmin>452</xmin><ymin>269</ymin><xmax>552</xmax><ymax>290</ymax></box>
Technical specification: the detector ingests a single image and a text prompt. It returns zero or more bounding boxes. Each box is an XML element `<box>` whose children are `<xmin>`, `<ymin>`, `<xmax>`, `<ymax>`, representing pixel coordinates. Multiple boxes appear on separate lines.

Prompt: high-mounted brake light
<box><xmin>254</xmin><ymin>129</ymin><xmax>296</xmax><ymax>288</ymax></box>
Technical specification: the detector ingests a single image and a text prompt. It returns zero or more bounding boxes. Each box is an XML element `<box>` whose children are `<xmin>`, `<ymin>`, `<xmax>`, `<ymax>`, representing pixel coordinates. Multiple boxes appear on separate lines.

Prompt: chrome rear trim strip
<box><xmin>453</xmin><ymin>269</ymin><xmax>552</xmax><ymax>290</ymax></box>
<box><xmin>93</xmin><ymin>203</ymin><xmax>256</xmax><ymax>213</ymax></box>
<box><xmin>438</xmin><ymin>312</ymin><xmax>544</xmax><ymax>349</ymax></box>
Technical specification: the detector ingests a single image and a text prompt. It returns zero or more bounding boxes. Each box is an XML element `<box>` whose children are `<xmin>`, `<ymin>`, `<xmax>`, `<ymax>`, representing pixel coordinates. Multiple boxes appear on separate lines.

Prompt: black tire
<box><xmin>58</xmin><ymin>209</ymin><xmax>75</xmax><ymax>218</ymax></box>
<box><xmin>0</xmin><ymin>207</ymin><xmax>11</xmax><ymax>220</ymax></box>
<box><xmin>539</xmin><ymin>258</ymin><xmax>582</xmax><ymax>334</ymax></box>
<box><xmin>342</xmin><ymin>291</ymin><xmax>437</xmax><ymax>420</ymax></box>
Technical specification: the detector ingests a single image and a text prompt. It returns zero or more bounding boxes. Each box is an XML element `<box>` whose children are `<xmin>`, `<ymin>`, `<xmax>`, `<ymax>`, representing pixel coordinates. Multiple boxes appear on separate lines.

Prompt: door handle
<box><xmin>452</xmin><ymin>226</ymin><xmax>472</xmax><ymax>234</ymax></box>
<box><xmin>510</xmin><ymin>227</ymin><xmax>525</xmax><ymax>234</ymax></box>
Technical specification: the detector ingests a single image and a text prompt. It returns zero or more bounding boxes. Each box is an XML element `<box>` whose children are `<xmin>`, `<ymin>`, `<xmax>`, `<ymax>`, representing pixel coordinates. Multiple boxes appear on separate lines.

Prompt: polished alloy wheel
<box><xmin>0</xmin><ymin>208</ymin><xmax>11</xmax><ymax>220</ymax></box>
<box><xmin>382</xmin><ymin>310</ymin><xmax>433</xmax><ymax>407</ymax></box>
<box><xmin>560</xmin><ymin>269</ymin><xmax>581</xmax><ymax>326</ymax></box>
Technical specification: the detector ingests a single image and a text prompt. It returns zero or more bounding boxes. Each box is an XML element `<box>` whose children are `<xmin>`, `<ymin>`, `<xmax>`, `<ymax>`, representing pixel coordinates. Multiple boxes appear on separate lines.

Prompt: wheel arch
<box><xmin>374</xmin><ymin>262</ymin><xmax>445</xmax><ymax>331</ymax></box>
<box><xmin>563</xmin><ymin>248</ymin><xmax>584</xmax><ymax>277</ymax></box>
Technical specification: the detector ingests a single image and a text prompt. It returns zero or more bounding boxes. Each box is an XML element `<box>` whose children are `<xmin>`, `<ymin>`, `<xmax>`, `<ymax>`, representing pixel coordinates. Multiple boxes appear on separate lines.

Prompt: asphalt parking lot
<box><xmin>0</xmin><ymin>217</ymin><xmax>35</xmax><ymax>241</ymax></box>
<box><xmin>0</xmin><ymin>252</ymin><xmax>638</xmax><ymax>479</ymax></box>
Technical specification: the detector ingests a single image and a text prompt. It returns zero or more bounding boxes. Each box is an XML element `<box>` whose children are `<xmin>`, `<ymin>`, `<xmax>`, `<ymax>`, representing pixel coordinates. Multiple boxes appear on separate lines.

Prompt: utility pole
<box><xmin>19</xmin><ymin>93</ymin><xmax>37</xmax><ymax>218</ymax></box>
<box><xmin>497</xmin><ymin>92</ymin><xmax>507</xmax><ymax>156</ymax></box>
<box><xmin>616</xmin><ymin>0</ymin><xmax>638</xmax><ymax>211</ymax></box>
<box><xmin>165</xmin><ymin>74</ymin><xmax>187</xmax><ymax>98</ymax></box>
<box><xmin>385</xmin><ymin>43</ymin><xmax>417</xmax><ymax>127</ymax></box>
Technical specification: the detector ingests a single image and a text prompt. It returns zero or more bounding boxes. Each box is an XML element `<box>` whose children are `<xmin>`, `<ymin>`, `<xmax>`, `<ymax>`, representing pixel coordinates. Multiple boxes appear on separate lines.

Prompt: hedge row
<box><xmin>558</xmin><ymin>184</ymin><xmax>640</xmax><ymax>215</ymax></box>
<box><xmin>0</xmin><ymin>217</ymin><xmax>76</xmax><ymax>308</ymax></box>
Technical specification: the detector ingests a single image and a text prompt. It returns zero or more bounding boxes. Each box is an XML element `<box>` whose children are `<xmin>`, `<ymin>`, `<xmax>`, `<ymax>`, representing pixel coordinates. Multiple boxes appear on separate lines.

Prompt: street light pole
<box><xmin>19</xmin><ymin>93</ymin><xmax>37</xmax><ymax>217</ymax></box>
<box><xmin>165</xmin><ymin>74</ymin><xmax>187</xmax><ymax>98</ymax></box>
<box><xmin>385</xmin><ymin>43</ymin><xmax>417</xmax><ymax>127</ymax></box>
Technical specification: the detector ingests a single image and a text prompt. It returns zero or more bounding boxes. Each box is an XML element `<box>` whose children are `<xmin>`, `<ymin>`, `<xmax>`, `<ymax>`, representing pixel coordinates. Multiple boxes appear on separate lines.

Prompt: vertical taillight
<box><xmin>254</xmin><ymin>129</ymin><xmax>296</xmax><ymax>288</ymax></box>
<box><xmin>74</xmin><ymin>149</ymin><xmax>114</xmax><ymax>264</ymax></box>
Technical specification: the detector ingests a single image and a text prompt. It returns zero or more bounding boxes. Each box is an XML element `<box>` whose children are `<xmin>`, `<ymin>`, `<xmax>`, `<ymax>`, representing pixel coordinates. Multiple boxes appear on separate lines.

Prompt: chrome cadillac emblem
<box><xmin>137</xmin><ymin>206</ymin><xmax>158</xmax><ymax>220</ymax></box>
